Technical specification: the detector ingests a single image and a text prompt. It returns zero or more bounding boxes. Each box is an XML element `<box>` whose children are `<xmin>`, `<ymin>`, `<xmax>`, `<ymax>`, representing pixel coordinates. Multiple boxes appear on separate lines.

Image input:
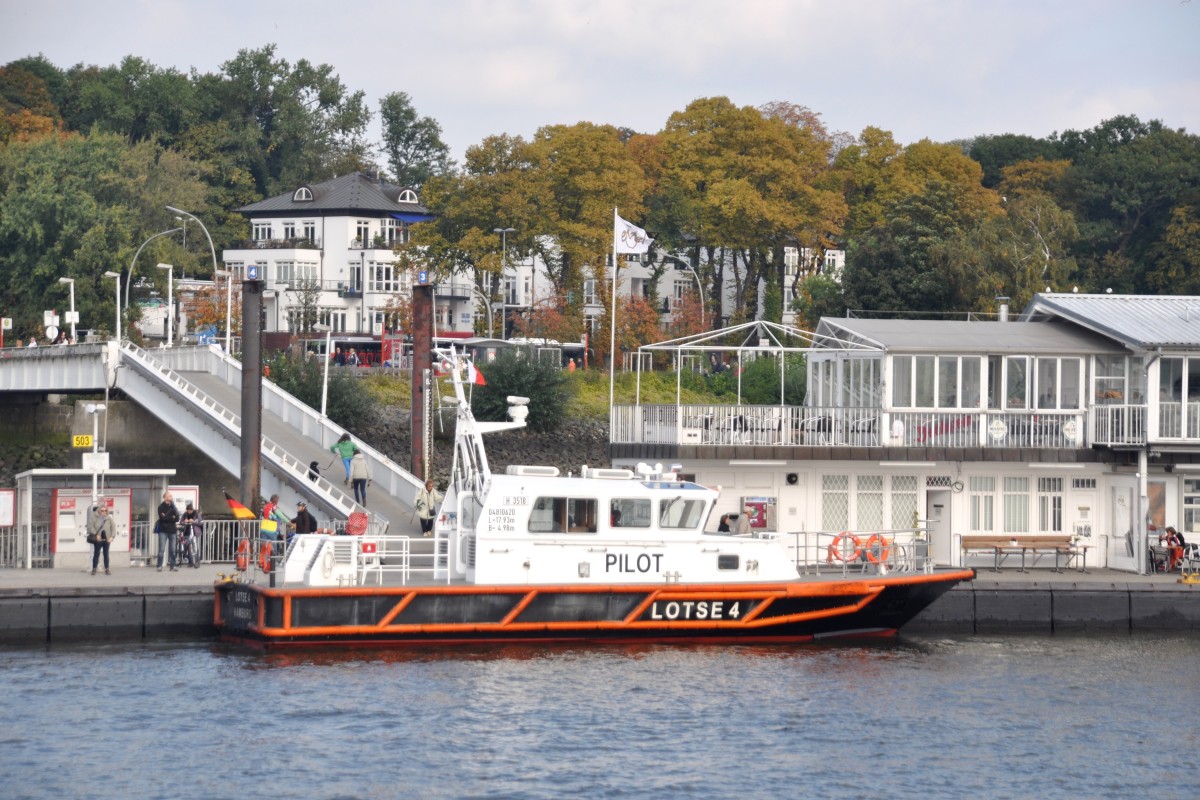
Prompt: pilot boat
<box><xmin>215</xmin><ymin>350</ymin><xmax>974</xmax><ymax>649</ymax></box>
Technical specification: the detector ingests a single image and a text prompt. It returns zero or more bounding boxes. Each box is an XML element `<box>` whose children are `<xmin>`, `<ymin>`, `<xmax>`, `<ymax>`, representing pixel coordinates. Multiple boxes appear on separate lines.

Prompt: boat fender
<box><xmin>258</xmin><ymin>542</ymin><xmax>273</xmax><ymax>573</ymax></box>
<box><xmin>864</xmin><ymin>534</ymin><xmax>891</xmax><ymax>564</ymax></box>
<box><xmin>235</xmin><ymin>539</ymin><xmax>250</xmax><ymax>572</ymax></box>
<box><xmin>827</xmin><ymin>532</ymin><xmax>862</xmax><ymax>563</ymax></box>
<box><xmin>322</xmin><ymin>545</ymin><xmax>335</xmax><ymax>579</ymax></box>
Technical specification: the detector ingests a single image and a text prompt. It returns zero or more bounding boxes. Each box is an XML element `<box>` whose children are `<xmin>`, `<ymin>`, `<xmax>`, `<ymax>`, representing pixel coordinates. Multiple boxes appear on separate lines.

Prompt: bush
<box><xmin>736</xmin><ymin>354</ymin><xmax>807</xmax><ymax>405</ymax></box>
<box><xmin>264</xmin><ymin>353</ymin><xmax>377</xmax><ymax>432</ymax></box>
<box><xmin>471</xmin><ymin>350</ymin><xmax>570</xmax><ymax>433</ymax></box>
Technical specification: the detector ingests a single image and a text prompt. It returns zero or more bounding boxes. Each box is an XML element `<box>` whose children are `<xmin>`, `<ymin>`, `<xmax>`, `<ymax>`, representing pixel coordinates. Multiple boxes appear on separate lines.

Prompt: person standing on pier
<box><xmin>156</xmin><ymin>491</ymin><xmax>179</xmax><ymax>572</ymax></box>
<box><xmin>415</xmin><ymin>479</ymin><xmax>442</xmax><ymax>537</ymax></box>
<box><xmin>88</xmin><ymin>505</ymin><xmax>114</xmax><ymax>575</ymax></box>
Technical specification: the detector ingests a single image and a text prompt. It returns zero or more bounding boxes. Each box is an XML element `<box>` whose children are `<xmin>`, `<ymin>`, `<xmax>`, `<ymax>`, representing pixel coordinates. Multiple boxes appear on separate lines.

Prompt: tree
<box><xmin>0</xmin><ymin>130</ymin><xmax>207</xmax><ymax>338</ymax></box>
<box><xmin>1145</xmin><ymin>205</ymin><xmax>1200</xmax><ymax>294</ymax></box>
<box><xmin>792</xmin><ymin>274</ymin><xmax>845</xmax><ymax>330</ymax></box>
<box><xmin>470</xmin><ymin>350</ymin><xmax>569</xmax><ymax>433</ymax></box>
<box><xmin>379</xmin><ymin>91</ymin><xmax>453</xmax><ymax>187</ymax></box>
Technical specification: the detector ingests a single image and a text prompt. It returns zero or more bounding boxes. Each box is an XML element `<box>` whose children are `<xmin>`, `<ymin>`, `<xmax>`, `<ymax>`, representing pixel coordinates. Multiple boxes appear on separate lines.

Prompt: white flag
<box><xmin>614</xmin><ymin>214</ymin><xmax>653</xmax><ymax>255</ymax></box>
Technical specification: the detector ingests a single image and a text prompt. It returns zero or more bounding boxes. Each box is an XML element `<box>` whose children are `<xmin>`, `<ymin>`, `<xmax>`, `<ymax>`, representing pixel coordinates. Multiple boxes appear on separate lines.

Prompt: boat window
<box><xmin>717</xmin><ymin>555</ymin><xmax>739</xmax><ymax>571</ymax></box>
<box><xmin>659</xmin><ymin>497</ymin><xmax>705</xmax><ymax>529</ymax></box>
<box><xmin>529</xmin><ymin>497</ymin><xmax>598</xmax><ymax>533</ymax></box>
<box><xmin>610</xmin><ymin>498</ymin><xmax>651</xmax><ymax>528</ymax></box>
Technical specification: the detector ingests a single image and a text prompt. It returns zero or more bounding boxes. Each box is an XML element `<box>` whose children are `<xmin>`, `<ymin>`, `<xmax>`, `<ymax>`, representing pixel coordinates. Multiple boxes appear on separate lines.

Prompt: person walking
<box><xmin>350</xmin><ymin>448</ymin><xmax>370</xmax><ymax>507</ymax></box>
<box><xmin>156</xmin><ymin>490</ymin><xmax>179</xmax><ymax>572</ymax></box>
<box><xmin>415</xmin><ymin>479</ymin><xmax>443</xmax><ymax>537</ymax></box>
<box><xmin>88</xmin><ymin>504</ymin><xmax>115</xmax><ymax>575</ymax></box>
<box><xmin>331</xmin><ymin>433</ymin><xmax>356</xmax><ymax>485</ymax></box>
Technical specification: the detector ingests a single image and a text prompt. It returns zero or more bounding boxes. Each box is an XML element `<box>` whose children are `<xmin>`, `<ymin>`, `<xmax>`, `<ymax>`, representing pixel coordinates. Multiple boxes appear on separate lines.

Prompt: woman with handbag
<box><xmin>87</xmin><ymin>505</ymin><xmax>115</xmax><ymax>575</ymax></box>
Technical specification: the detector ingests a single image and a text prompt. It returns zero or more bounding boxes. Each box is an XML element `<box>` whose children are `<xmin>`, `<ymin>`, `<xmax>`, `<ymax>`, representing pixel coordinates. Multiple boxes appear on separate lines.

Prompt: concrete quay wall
<box><xmin>908</xmin><ymin>580</ymin><xmax>1200</xmax><ymax>634</ymax></box>
<box><xmin>1</xmin><ymin>581</ymin><xmax>1197</xmax><ymax>645</ymax></box>
<box><xmin>0</xmin><ymin>588</ymin><xmax>214</xmax><ymax>645</ymax></box>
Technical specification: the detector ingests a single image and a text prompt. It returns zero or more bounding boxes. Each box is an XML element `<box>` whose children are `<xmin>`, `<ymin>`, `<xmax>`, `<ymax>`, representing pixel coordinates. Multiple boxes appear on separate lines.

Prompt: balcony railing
<box><xmin>232</xmin><ymin>238</ymin><xmax>322</xmax><ymax>250</ymax></box>
<box><xmin>611</xmin><ymin>404</ymin><xmax>1154</xmax><ymax>449</ymax></box>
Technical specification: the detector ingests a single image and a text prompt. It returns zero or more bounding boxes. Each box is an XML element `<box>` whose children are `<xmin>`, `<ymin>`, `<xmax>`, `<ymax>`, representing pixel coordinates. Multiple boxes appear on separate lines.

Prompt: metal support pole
<box><xmin>241</xmin><ymin>279</ymin><xmax>264</xmax><ymax>519</ymax></box>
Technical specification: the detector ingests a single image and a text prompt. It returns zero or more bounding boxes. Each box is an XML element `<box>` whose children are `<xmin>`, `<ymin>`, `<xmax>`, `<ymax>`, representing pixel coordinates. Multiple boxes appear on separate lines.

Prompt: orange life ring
<box><xmin>235</xmin><ymin>539</ymin><xmax>250</xmax><ymax>571</ymax></box>
<box><xmin>864</xmin><ymin>533</ymin><xmax>892</xmax><ymax>563</ymax></box>
<box><xmin>827</xmin><ymin>531</ymin><xmax>861</xmax><ymax>562</ymax></box>
<box><xmin>258</xmin><ymin>542</ymin><xmax>273</xmax><ymax>573</ymax></box>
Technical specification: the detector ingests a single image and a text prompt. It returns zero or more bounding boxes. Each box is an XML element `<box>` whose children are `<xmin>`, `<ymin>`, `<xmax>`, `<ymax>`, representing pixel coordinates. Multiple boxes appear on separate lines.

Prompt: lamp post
<box><xmin>155</xmin><ymin>263</ymin><xmax>174</xmax><ymax>346</ymax></box>
<box><xmin>84</xmin><ymin>403</ymin><xmax>106</xmax><ymax>505</ymax></box>
<box><xmin>215</xmin><ymin>269</ymin><xmax>234</xmax><ymax>353</ymax></box>
<box><xmin>314</xmin><ymin>323</ymin><xmax>332</xmax><ymax>417</ymax></box>
<box><xmin>103</xmin><ymin>271</ymin><xmax>121</xmax><ymax>341</ymax></box>
<box><xmin>166</xmin><ymin>206</ymin><xmax>218</xmax><ymax>281</ymax></box>
<box><xmin>470</xmin><ymin>286</ymin><xmax>494</xmax><ymax>338</ymax></box>
<box><xmin>493</xmin><ymin>227</ymin><xmax>515</xmax><ymax>339</ymax></box>
<box><xmin>57</xmin><ymin>277</ymin><xmax>77</xmax><ymax>342</ymax></box>
<box><xmin>678</xmin><ymin>264</ymin><xmax>705</xmax><ymax>328</ymax></box>
<box><xmin>125</xmin><ymin>227</ymin><xmax>183</xmax><ymax>308</ymax></box>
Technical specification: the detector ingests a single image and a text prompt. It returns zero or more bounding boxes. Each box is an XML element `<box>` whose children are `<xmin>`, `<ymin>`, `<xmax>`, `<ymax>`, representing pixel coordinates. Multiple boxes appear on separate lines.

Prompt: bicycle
<box><xmin>173</xmin><ymin>522</ymin><xmax>203</xmax><ymax>569</ymax></box>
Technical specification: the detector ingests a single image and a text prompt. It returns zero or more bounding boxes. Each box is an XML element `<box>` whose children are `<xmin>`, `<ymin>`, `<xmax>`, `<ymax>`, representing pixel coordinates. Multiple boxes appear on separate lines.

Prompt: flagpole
<box><xmin>609</xmin><ymin>208</ymin><xmax>618</xmax><ymax>410</ymax></box>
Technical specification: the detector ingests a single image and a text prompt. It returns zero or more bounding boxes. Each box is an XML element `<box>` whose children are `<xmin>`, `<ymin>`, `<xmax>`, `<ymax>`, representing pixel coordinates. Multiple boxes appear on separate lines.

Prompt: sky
<box><xmin>2</xmin><ymin>0</ymin><xmax>1198</xmax><ymax>163</ymax></box>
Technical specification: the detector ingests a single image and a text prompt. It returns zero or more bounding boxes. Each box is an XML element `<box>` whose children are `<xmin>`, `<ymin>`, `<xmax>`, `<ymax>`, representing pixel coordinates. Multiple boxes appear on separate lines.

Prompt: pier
<box><xmin>2</xmin><ymin>566</ymin><xmax>1196</xmax><ymax>645</ymax></box>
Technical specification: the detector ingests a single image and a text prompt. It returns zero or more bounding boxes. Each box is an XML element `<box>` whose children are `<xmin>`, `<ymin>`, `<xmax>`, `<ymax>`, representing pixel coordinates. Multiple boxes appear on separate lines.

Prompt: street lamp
<box><xmin>103</xmin><ymin>271</ymin><xmax>121</xmax><ymax>341</ymax></box>
<box><xmin>125</xmin><ymin>227</ymin><xmax>183</xmax><ymax>308</ymax></box>
<box><xmin>166</xmin><ymin>205</ymin><xmax>218</xmax><ymax>277</ymax></box>
<box><xmin>155</xmin><ymin>263</ymin><xmax>174</xmax><ymax>347</ymax></box>
<box><xmin>314</xmin><ymin>323</ymin><xmax>332</xmax><ymax>417</ymax></box>
<box><xmin>215</xmin><ymin>269</ymin><xmax>234</xmax><ymax>353</ymax></box>
<box><xmin>470</xmin><ymin>286</ymin><xmax>493</xmax><ymax>338</ymax></box>
<box><xmin>85</xmin><ymin>403</ymin><xmax>106</xmax><ymax>505</ymax></box>
<box><xmin>57</xmin><ymin>277</ymin><xmax>77</xmax><ymax>342</ymax></box>
<box><xmin>676</xmin><ymin>263</ymin><xmax>705</xmax><ymax>328</ymax></box>
<box><xmin>493</xmin><ymin>227</ymin><xmax>515</xmax><ymax>340</ymax></box>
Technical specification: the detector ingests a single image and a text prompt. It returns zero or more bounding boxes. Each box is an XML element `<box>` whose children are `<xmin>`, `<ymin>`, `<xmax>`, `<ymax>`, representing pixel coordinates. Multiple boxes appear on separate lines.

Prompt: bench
<box><xmin>960</xmin><ymin>535</ymin><xmax>1074</xmax><ymax>573</ymax></box>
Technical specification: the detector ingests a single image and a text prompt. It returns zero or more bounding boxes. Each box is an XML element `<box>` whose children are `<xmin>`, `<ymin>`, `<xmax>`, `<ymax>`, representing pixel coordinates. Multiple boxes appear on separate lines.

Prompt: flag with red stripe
<box><xmin>223</xmin><ymin>489</ymin><xmax>256</xmax><ymax>521</ymax></box>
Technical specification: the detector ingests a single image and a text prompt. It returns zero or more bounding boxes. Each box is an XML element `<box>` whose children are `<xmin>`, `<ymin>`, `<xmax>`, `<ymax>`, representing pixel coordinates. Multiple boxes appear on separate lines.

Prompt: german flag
<box><xmin>223</xmin><ymin>489</ymin><xmax>256</xmax><ymax>521</ymax></box>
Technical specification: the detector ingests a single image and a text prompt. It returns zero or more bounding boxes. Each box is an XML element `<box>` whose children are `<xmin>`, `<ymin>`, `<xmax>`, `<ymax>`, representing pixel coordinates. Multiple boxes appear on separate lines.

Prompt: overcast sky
<box><xmin>2</xmin><ymin>0</ymin><xmax>1197</xmax><ymax>163</ymax></box>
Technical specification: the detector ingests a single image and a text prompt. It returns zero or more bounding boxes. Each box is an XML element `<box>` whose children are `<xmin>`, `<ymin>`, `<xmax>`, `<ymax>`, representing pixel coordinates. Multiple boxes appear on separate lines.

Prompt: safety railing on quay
<box><xmin>0</xmin><ymin>524</ymin><xmax>51</xmax><ymax>568</ymax></box>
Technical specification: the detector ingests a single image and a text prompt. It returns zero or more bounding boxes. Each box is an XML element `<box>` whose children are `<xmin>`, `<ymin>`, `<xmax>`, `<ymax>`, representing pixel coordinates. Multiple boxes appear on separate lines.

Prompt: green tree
<box><xmin>379</xmin><ymin>91</ymin><xmax>453</xmax><ymax>187</ymax></box>
<box><xmin>470</xmin><ymin>350</ymin><xmax>569</xmax><ymax>433</ymax></box>
<box><xmin>265</xmin><ymin>352</ymin><xmax>376</xmax><ymax>432</ymax></box>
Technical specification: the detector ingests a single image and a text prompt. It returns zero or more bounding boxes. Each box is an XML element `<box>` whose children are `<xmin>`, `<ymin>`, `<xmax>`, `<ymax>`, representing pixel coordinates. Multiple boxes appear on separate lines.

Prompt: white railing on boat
<box><xmin>763</xmin><ymin>529</ymin><xmax>934</xmax><ymax>576</ymax></box>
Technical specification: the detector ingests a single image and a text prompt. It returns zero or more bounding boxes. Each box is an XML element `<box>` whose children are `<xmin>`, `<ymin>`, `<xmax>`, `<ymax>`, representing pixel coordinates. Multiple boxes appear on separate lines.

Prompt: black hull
<box><xmin>215</xmin><ymin>570</ymin><xmax>975</xmax><ymax>650</ymax></box>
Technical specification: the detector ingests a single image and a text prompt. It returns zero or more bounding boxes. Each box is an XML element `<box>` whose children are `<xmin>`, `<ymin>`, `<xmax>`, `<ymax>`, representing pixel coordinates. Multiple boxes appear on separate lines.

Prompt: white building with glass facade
<box><xmin>608</xmin><ymin>293</ymin><xmax>1200</xmax><ymax>574</ymax></box>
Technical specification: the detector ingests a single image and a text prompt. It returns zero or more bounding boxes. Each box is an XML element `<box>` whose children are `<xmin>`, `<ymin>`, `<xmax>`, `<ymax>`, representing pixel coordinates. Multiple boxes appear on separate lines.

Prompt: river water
<box><xmin>4</xmin><ymin>634</ymin><xmax>1197</xmax><ymax>800</ymax></box>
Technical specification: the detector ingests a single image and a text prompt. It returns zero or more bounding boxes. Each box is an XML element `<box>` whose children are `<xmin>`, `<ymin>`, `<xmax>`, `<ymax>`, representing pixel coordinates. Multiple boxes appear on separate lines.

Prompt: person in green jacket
<box><xmin>331</xmin><ymin>433</ymin><xmax>357</xmax><ymax>485</ymax></box>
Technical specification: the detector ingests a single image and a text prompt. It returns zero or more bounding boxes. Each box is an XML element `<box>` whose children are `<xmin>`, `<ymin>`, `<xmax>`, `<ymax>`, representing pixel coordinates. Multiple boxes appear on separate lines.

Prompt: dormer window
<box><xmin>293</xmin><ymin>186</ymin><xmax>313</xmax><ymax>202</ymax></box>
<box><xmin>398</xmin><ymin>189</ymin><xmax>418</xmax><ymax>203</ymax></box>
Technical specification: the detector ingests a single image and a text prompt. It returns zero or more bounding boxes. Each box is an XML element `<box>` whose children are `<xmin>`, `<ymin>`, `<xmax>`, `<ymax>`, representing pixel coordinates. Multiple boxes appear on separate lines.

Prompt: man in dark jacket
<box><xmin>156</xmin><ymin>491</ymin><xmax>179</xmax><ymax>572</ymax></box>
<box><xmin>291</xmin><ymin>501</ymin><xmax>319</xmax><ymax>538</ymax></box>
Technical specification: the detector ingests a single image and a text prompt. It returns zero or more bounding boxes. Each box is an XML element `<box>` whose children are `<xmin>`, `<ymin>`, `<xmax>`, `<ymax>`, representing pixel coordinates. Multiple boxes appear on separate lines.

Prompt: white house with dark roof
<box><xmin>607</xmin><ymin>293</ymin><xmax>1200</xmax><ymax>574</ymax></box>
<box><xmin>223</xmin><ymin>172</ymin><xmax>438</xmax><ymax>344</ymax></box>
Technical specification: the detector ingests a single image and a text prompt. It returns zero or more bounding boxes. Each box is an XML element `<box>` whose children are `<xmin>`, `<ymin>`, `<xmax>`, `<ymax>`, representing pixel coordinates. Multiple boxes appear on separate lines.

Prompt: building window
<box><xmin>503</xmin><ymin>277</ymin><xmax>518</xmax><ymax>305</ymax></box>
<box><xmin>319</xmin><ymin>308</ymin><xmax>347</xmax><ymax>333</ymax></box>
<box><xmin>354</xmin><ymin>220</ymin><xmax>371</xmax><ymax>246</ymax></box>
<box><xmin>283</xmin><ymin>222</ymin><xmax>296</xmax><ymax>240</ymax></box>
<box><xmin>891</xmin><ymin>475</ymin><xmax>918</xmax><ymax>529</ymax></box>
<box><xmin>293</xmin><ymin>187</ymin><xmax>313</xmax><ymax>201</ymax></box>
<box><xmin>856</xmin><ymin>475</ymin><xmax>884</xmax><ymax>530</ymax></box>
<box><xmin>252</xmin><ymin>222</ymin><xmax>272</xmax><ymax>241</ymax></box>
<box><xmin>583</xmin><ymin>279</ymin><xmax>597</xmax><ymax>306</ymax></box>
<box><xmin>821</xmin><ymin>474</ymin><xmax>849</xmax><ymax>531</ymax></box>
<box><xmin>369</xmin><ymin>263</ymin><xmax>405</xmax><ymax>294</ymax></box>
<box><xmin>302</xmin><ymin>222</ymin><xmax>316</xmax><ymax>243</ymax></box>
<box><xmin>1037</xmin><ymin>477</ymin><xmax>1063</xmax><ymax>533</ymax></box>
<box><xmin>970</xmin><ymin>476</ymin><xmax>995</xmax><ymax>532</ymax></box>
<box><xmin>399</xmin><ymin>189</ymin><xmax>418</xmax><ymax>203</ymax></box>
<box><xmin>1003</xmin><ymin>476</ymin><xmax>1030</xmax><ymax>534</ymax></box>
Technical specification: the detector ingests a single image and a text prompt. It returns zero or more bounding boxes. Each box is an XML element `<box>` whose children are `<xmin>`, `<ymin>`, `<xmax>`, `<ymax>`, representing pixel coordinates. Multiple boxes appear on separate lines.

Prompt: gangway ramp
<box><xmin>0</xmin><ymin>342</ymin><xmax>422</xmax><ymax>534</ymax></box>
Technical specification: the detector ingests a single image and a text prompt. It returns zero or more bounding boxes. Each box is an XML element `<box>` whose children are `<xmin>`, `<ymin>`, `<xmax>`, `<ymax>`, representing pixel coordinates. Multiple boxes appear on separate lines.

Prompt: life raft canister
<box><xmin>864</xmin><ymin>533</ymin><xmax>892</xmax><ymax>563</ymax></box>
<box><xmin>235</xmin><ymin>539</ymin><xmax>250</xmax><ymax>571</ymax></box>
<box><xmin>827</xmin><ymin>531</ymin><xmax>861</xmax><ymax>562</ymax></box>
